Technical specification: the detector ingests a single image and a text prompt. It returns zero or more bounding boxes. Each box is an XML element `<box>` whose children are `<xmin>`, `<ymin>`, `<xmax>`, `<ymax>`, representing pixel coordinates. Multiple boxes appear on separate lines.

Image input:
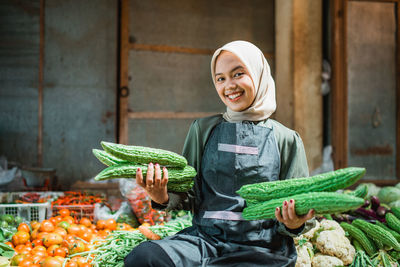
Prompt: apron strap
<box><xmin>203</xmin><ymin>211</ymin><xmax>245</xmax><ymax>221</ymax></box>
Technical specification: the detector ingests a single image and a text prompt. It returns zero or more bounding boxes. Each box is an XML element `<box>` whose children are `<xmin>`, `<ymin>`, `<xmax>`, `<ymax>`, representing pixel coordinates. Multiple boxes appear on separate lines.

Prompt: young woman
<box><xmin>124</xmin><ymin>40</ymin><xmax>315</xmax><ymax>266</ymax></box>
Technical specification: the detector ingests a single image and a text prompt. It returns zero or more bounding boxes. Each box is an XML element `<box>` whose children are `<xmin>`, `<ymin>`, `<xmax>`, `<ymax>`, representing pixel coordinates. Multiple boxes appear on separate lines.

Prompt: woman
<box><xmin>124</xmin><ymin>40</ymin><xmax>315</xmax><ymax>267</ymax></box>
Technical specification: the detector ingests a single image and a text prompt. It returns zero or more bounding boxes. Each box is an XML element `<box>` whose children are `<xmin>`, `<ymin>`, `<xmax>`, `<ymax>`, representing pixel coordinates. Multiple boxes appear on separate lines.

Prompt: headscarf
<box><xmin>210</xmin><ymin>40</ymin><xmax>276</xmax><ymax>122</ymax></box>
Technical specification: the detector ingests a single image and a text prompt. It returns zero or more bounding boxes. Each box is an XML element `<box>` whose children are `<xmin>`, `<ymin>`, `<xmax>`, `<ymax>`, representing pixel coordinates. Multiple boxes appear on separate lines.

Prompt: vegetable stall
<box><xmin>1</xmin><ymin>142</ymin><xmax>400</xmax><ymax>266</ymax></box>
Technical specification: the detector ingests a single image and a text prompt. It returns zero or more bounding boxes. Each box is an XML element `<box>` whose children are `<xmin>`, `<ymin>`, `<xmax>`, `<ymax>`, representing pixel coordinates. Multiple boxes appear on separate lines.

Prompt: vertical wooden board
<box><xmin>43</xmin><ymin>0</ymin><xmax>117</xmax><ymax>187</ymax></box>
<box><xmin>0</xmin><ymin>0</ymin><xmax>40</xmax><ymax>166</ymax></box>
<box><xmin>129</xmin><ymin>0</ymin><xmax>275</xmax><ymax>53</ymax></box>
<box><xmin>128</xmin><ymin>51</ymin><xmax>224</xmax><ymax>112</ymax></box>
<box><xmin>347</xmin><ymin>2</ymin><xmax>397</xmax><ymax>179</ymax></box>
<box><xmin>128</xmin><ymin>119</ymin><xmax>194</xmax><ymax>154</ymax></box>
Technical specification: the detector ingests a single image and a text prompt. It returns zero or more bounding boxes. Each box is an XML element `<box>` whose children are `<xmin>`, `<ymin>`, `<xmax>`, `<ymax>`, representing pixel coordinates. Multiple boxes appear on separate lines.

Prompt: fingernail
<box><xmin>137</xmin><ymin>168</ymin><xmax>141</xmax><ymax>172</ymax></box>
<box><xmin>290</xmin><ymin>199</ymin><xmax>293</xmax><ymax>204</ymax></box>
<box><xmin>155</xmin><ymin>163</ymin><xmax>159</xmax><ymax>167</ymax></box>
<box><xmin>284</xmin><ymin>201</ymin><xmax>287</xmax><ymax>206</ymax></box>
<box><xmin>276</xmin><ymin>207</ymin><xmax>279</xmax><ymax>211</ymax></box>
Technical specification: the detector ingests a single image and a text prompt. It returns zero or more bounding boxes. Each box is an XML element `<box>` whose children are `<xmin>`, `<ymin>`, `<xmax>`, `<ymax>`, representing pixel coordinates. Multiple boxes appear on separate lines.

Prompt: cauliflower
<box><xmin>294</xmin><ymin>220</ymin><xmax>320</xmax><ymax>244</ymax></box>
<box><xmin>319</xmin><ymin>219</ymin><xmax>345</xmax><ymax>236</ymax></box>
<box><xmin>295</xmin><ymin>241</ymin><xmax>313</xmax><ymax>267</ymax></box>
<box><xmin>311</xmin><ymin>253</ymin><xmax>344</xmax><ymax>267</ymax></box>
<box><xmin>315</xmin><ymin>229</ymin><xmax>355</xmax><ymax>265</ymax></box>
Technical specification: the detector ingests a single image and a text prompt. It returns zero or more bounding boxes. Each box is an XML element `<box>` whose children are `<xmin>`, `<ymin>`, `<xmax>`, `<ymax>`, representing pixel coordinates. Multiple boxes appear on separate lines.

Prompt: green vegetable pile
<box><xmin>70</xmin><ymin>214</ymin><xmax>192</xmax><ymax>267</ymax></box>
<box><xmin>0</xmin><ymin>214</ymin><xmax>22</xmax><ymax>243</ymax></box>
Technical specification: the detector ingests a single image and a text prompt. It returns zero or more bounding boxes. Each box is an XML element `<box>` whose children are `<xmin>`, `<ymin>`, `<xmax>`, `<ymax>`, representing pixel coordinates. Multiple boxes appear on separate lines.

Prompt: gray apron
<box><xmin>152</xmin><ymin>121</ymin><xmax>298</xmax><ymax>266</ymax></box>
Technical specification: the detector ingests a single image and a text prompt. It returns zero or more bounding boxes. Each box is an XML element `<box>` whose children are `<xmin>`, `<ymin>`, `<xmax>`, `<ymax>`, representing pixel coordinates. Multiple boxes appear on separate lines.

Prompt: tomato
<box><xmin>40</xmin><ymin>220</ymin><xmax>55</xmax><ymax>233</ymax></box>
<box><xmin>79</xmin><ymin>218</ymin><xmax>92</xmax><ymax>228</ymax></box>
<box><xmin>41</xmin><ymin>257</ymin><xmax>63</xmax><ymax>267</ymax></box>
<box><xmin>32</xmin><ymin>245</ymin><xmax>46</xmax><ymax>254</ymax></box>
<box><xmin>53</xmin><ymin>255</ymin><xmax>65</xmax><ymax>263</ymax></box>
<box><xmin>31</xmin><ymin>238</ymin><xmax>43</xmax><ymax>247</ymax></box>
<box><xmin>10</xmin><ymin>253</ymin><xmax>28</xmax><ymax>266</ymax></box>
<box><xmin>59</xmin><ymin>209</ymin><xmax>70</xmax><ymax>217</ymax></box>
<box><xmin>49</xmin><ymin>217</ymin><xmax>58</xmax><ymax>226</ymax></box>
<box><xmin>47</xmin><ymin>244</ymin><xmax>60</xmax><ymax>256</ymax></box>
<box><xmin>61</xmin><ymin>246</ymin><xmax>69</xmax><ymax>255</ymax></box>
<box><xmin>54</xmin><ymin>216</ymin><xmax>63</xmax><ymax>223</ymax></box>
<box><xmin>14</xmin><ymin>244</ymin><xmax>26</xmax><ymax>253</ymax></box>
<box><xmin>65</xmin><ymin>261</ymin><xmax>78</xmax><ymax>267</ymax></box>
<box><xmin>31</xmin><ymin>253</ymin><xmax>45</xmax><ymax>264</ymax></box>
<box><xmin>63</xmin><ymin>216</ymin><xmax>76</xmax><ymax>225</ymax></box>
<box><xmin>53</xmin><ymin>247</ymin><xmax>66</xmax><ymax>257</ymax></box>
<box><xmin>67</xmin><ymin>224</ymin><xmax>81</xmax><ymax>236</ymax></box>
<box><xmin>70</xmin><ymin>256</ymin><xmax>86</xmax><ymax>266</ymax></box>
<box><xmin>32</xmin><ymin>250</ymin><xmax>46</xmax><ymax>259</ymax></box>
<box><xmin>96</xmin><ymin>220</ymin><xmax>106</xmax><ymax>230</ymax></box>
<box><xmin>18</xmin><ymin>223</ymin><xmax>31</xmax><ymax>233</ymax></box>
<box><xmin>43</xmin><ymin>233</ymin><xmax>63</xmax><ymax>248</ymax></box>
<box><xmin>78</xmin><ymin>225</ymin><xmax>87</xmax><ymax>235</ymax></box>
<box><xmin>18</xmin><ymin>258</ymin><xmax>34</xmax><ymax>267</ymax></box>
<box><xmin>68</xmin><ymin>240</ymin><xmax>86</xmax><ymax>255</ymax></box>
<box><xmin>30</xmin><ymin>221</ymin><xmax>40</xmax><ymax>230</ymax></box>
<box><xmin>19</xmin><ymin>246</ymin><xmax>33</xmax><ymax>255</ymax></box>
<box><xmin>80</xmin><ymin>231</ymin><xmax>92</xmax><ymax>242</ymax></box>
<box><xmin>104</xmin><ymin>219</ymin><xmax>116</xmax><ymax>231</ymax></box>
<box><xmin>53</xmin><ymin>227</ymin><xmax>67</xmax><ymax>239</ymax></box>
<box><xmin>62</xmin><ymin>235</ymin><xmax>77</xmax><ymax>248</ymax></box>
<box><xmin>57</xmin><ymin>221</ymin><xmax>70</xmax><ymax>230</ymax></box>
<box><xmin>36</xmin><ymin>231</ymin><xmax>49</xmax><ymax>241</ymax></box>
<box><xmin>12</xmin><ymin>231</ymin><xmax>30</xmax><ymax>246</ymax></box>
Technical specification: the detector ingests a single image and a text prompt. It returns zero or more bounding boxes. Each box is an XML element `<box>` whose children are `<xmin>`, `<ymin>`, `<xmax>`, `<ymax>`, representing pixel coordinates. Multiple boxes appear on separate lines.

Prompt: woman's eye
<box><xmin>234</xmin><ymin>72</ymin><xmax>244</xmax><ymax>77</ymax></box>
<box><xmin>216</xmin><ymin>77</ymin><xmax>224</xmax><ymax>82</ymax></box>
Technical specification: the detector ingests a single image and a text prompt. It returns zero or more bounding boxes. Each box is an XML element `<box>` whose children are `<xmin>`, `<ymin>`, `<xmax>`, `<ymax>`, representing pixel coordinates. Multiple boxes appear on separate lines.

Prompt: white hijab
<box><xmin>210</xmin><ymin>40</ymin><xmax>276</xmax><ymax>122</ymax></box>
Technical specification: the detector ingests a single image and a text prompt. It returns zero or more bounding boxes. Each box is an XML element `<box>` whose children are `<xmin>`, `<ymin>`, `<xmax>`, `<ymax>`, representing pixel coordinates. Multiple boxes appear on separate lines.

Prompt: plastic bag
<box><xmin>94</xmin><ymin>201</ymin><xmax>139</xmax><ymax>227</ymax></box>
<box><xmin>119</xmin><ymin>178</ymin><xmax>170</xmax><ymax>225</ymax></box>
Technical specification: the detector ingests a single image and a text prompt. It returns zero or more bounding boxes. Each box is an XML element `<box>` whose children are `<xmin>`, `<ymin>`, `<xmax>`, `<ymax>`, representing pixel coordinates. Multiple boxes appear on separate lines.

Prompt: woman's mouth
<box><xmin>226</xmin><ymin>91</ymin><xmax>244</xmax><ymax>101</ymax></box>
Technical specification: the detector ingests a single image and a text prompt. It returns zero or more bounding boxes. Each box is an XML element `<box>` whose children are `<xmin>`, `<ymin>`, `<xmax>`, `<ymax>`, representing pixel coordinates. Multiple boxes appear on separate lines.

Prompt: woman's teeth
<box><xmin>227</xmin><ymin>92</ymin><xmax>243</xmax><ymax>99</ymax></box>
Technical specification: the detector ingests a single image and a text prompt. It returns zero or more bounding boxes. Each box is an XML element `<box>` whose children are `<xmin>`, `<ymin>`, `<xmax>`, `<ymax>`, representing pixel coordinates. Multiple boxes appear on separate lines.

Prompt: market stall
<box><xmin>1</xmin><ymin>142</ymin><xmax>400</xmax><ymax>266</ymax></box>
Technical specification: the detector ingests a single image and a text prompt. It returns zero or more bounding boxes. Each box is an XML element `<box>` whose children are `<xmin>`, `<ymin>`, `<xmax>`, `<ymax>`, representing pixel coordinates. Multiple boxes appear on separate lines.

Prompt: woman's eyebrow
<box><xmin>215</xmin><ymin>65</ymin><xmax>244</xmax><ymax>76</ymax></box>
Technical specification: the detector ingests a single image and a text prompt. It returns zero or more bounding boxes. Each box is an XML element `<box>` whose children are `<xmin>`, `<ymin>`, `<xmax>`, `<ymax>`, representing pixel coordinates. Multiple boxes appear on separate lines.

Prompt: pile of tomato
<box><xmin>4</xmin><ymin>209</ymin><xmax>134</xmax><ymax>267</ymax></box>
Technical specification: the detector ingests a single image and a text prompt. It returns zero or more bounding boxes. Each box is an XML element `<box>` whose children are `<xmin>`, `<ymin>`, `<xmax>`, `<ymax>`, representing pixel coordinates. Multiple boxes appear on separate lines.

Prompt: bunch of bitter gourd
<box><xmin>93</xmin><ymin>141</ymin><xmax>196</xmax><ymax>192</ymax></box>
<box><xmin>237</xmin><ymin>167</ymin><xmax>367</xmax><ymax>220</ymax></box>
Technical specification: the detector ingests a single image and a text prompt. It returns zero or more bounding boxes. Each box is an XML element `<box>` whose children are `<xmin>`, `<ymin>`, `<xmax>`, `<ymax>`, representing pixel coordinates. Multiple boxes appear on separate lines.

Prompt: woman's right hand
<box><xmin>136</xmin><ymin>162</ymin><xmax>169</xmax><ymax>205</ymax></box>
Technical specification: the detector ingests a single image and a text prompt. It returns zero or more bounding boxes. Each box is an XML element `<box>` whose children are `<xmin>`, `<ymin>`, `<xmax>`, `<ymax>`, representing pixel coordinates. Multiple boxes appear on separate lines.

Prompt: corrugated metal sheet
<box><xmin>126</xmin><ymin>0</ymin><xmax>275</xmax><ymax>153</ymax></box>
<box><xmin>347</xmin><ymin>2</ymin><xmax>397</xmax><ymax>179</ymax></box>
<box><xmin>0</xmin><ymin>0</ymin><xmax>40</xmax><ymax>166</ymax></box>
<box><xmin>43</xmin><ymin>0</ymin><xmax>117</xmax><ymax>187</ymax></box>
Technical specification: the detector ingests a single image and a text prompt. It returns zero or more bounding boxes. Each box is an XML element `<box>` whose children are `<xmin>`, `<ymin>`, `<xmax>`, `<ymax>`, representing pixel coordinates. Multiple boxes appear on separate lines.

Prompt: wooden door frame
<box><xmin>331</xmin><ymin>0</ymin><xmax>400</xmax><ymax>184</ymax></box>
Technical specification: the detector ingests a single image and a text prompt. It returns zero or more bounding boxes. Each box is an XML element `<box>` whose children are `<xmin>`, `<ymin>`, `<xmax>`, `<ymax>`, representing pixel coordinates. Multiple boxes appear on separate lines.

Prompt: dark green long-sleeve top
<box><xmin>156</xmin><ymin>114</ymin><xmax>309</xmax><ymax>218</ymax></box>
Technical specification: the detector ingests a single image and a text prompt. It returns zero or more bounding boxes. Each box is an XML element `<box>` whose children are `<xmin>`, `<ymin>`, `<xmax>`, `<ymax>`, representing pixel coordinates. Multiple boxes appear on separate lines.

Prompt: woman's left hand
<box><xmin>275</xmin><ymin>199</ymin><xmax>314</xmax><ymax>230</ymax></box>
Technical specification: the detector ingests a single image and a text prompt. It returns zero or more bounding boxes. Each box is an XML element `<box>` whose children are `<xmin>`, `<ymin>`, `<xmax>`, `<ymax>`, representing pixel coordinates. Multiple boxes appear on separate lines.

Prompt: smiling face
<box><xmin>214</xmin><ymin>51</ymin><xmax>256</xmax><ymax>112</ymax></box>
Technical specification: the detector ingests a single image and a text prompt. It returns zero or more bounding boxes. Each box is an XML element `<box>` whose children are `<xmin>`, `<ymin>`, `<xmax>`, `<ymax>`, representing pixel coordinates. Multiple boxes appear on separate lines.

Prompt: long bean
<box><xmin>85</xmin><ymin>215</ymin><xmax>192</xmax><ymax>266</ymax></box>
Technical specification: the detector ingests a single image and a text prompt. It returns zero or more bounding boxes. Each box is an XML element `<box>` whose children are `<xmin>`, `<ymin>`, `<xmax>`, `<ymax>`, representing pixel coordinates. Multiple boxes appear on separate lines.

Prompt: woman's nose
<box><xmin>226</xmin><ymin>79</ymin><xmax>236</xmax><ymax>90</ymax></box>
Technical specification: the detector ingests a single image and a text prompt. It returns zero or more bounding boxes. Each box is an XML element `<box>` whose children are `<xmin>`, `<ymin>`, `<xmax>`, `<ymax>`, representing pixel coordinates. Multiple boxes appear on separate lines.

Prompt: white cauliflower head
<box><xmin>294</xmin><ymin>220</ymin><xmax>321</xmax><ymax>244</ymax></box>
<box><xmin>315</xmin><ymin>229</ymin><xmax>355</xmax><ymax>265</ymax></box>
<box><xmin>311</xmin><ymin>253</ymin><xmax>344</xmax><ymax>267</ymax></box>
<box><xmin>319</xmin><ymin>219</ymin><xmax>345</xmax><ymax>236</ymax></box>
<box><xmin>295</xmin><ymin>241</ymin><xmax>313</xmax><ymax>267</ymax></box>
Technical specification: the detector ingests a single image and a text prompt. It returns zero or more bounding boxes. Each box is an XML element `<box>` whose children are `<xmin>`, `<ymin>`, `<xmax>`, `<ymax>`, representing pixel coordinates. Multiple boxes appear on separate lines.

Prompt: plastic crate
<box><xmin>8</xmin><ymin>191</ymin><xmax>64</xmax><ymax>203</ymax></box>
<box><xmin>52</xmin><ymin>204</ymin><xmax>96</xmax><ymax>220</ymax></box>
<box><xmin>0</xmin><ymin>202</ymin><xmax>50</xmax><ymax>222</ymax></box>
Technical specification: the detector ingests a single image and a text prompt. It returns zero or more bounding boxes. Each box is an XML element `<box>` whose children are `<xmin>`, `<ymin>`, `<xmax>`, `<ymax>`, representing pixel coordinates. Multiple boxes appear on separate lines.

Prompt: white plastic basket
<box><xmin>7</xmin><ymin>191</ymin><xmax>64</xmax><ymax>203</ymax></box>
<box><xmin>0</xmin><ymin>202</ymin><xmax>50</xmax><ymax>222</ymax></box>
